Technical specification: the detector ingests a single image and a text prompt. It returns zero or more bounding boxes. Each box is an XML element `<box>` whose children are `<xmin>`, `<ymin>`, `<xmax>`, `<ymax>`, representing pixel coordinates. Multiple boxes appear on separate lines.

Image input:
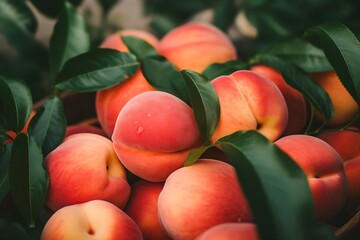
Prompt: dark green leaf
<box><xmin>0</xmin><ymin>76</ymin><xmax>33</xmax><ymax>132</ymax></box>
<box><xmin>141</xmin><ymin>55</ymin><xmax>190</xmax><ymax>104</ymax></box>
<box><xmin>184</xmin><ymin>144</ymin><xmax>213</xmax><ymax>166</ymax></box>
<box><xmin>9</xmin><ymin>133</ymin><xmax>48</xmax><ymax>228</ymax></box>
<box><xmin>28</xmin><ymin>96</ymin><xmax>66</xmax><ymax>156</ymax></box>
<box><xmin>49</xmin><ymin>1</ymin><xmax>91</xmax><ymax>79</ymax></box>
<box><xmin>0</xmin><ymin>219</ymin><xmax>32</xmax><ymax>240</ymax></box>
<box><xmin>0</xmin><ymin>0</ymin><xmax>37</xmax><ymax>34</ymax></box>
<box><xmin>217</xmin><ymin>130</ymin><xmax>316</xmax><ymax>240</ymax></box>
<box><xmin>0</xmin><ymin>143</ymin><xmax>12</xmax><ymax>202</ymax></box>
<box><xmin>97</xmin><ymin>0</ymin><xmax>119</xmax><ymax>14</ymax></box>
<box><xmin>202</xmin><ymin>60</ymin><xmax>249</xmax><ymax>80</ymax></box>
<box><xmin>251</xmin><ymin>54</ymin><xmax>333</xmax><ymax>121</ymax></box>
<box><xmin>212</xmin><ymin>0</ymin><xmax>237</xmax><ymax>32</ymax></box>
<box><xmin>122</xmin><ymin>36</ymin><xmax>158</xmax><ymax>60</ymax></box>
<box><xmin>311</xmin><ymin>222</ymin><xmax>336</xmax><ymax>240</ymax></box>
<box><xmin>55</xmin><ymin>49</ymin><xmax>139</xmax><ymax>92</ymax></box>
<box><xmin>265</xmin><ymin>38</ymin><xmax>333</xmax><ymax>72</ymax></box>
<box><xmin>181</xmin><ymin>70</ymin><xmax>220</xmax><ymax>143</ymax></box>
<box><xmin>29</xmin><ymin>0</ymin><xmax>63</xmax><ymax>18</ymax></box>
<box><xmin>306</xmin><ymin>21</ymin><xmax>360</xmax><ymax>106</ymax></box>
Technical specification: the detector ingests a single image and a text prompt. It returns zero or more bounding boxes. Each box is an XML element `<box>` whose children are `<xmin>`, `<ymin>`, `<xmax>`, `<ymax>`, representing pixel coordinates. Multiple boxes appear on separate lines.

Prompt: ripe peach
<box><xmin>41</xmin><ymin>200</ymin><xmax>143</xmax><ymax>240</ymax></box>
<box><xmin>96</xmin><ymin>29</ymin><xmax>159</xmax><ymax>137</ymax></box>
<box><xmin>311</xmin><ymin>71</ymin><xmax>359</xmax><ymax>126</ymax></box>
<box><xmin>158</xmin><ymin>159</ymin><xmax>252</xmax><ymax>240</ymax></box>
<box><xmin>275</xmin><ymin>134</ymin><xmax>347</xmax><ymax>221</ymax></box>
<box><xmin>317</xmin><ymin>129</ymin><xmax>360</xmax><ymax>212</ymax></box>
<box><xmin>112</xmin><ymin>91</ymin><xmax>202</xmax><ymax>182</ymax></box>
<box><xmin>125</xmin><ymin>180</ymin><xmax>171</xmax><ymax>240</ymax></box>
<box><xmin>45</xmin><ymin>133</ymin><xmax>130</xmax><ymax>211</ymax></box>
<box><xmin>195</xmin><ymin>223</ymin><xmax>259</xmax><ymax>240</ymax></box>
<box><xmin>211</xmin><ymin>70</ymin><xmax>288</xmax><ymax>143</ymax></box>
<box><xmin>251</xmin><ymin>65</ymin><xmax>308</xmax><ymax>135</ymax></box>
<box><xmin>158</xmin><ymin>22</ymin><xmax>237</xmax><ymax>73</ymax></box>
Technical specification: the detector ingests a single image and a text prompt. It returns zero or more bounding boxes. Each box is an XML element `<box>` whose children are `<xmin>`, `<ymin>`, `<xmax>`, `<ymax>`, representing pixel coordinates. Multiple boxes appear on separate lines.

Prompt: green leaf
<box><xmin>122</xmin><ymin>36</ymin><xmax>158</xmax><ymax>60</ymax></box>
<box><xmin>217</xmin><ymin>130</ymin><xmax>316</xmax><ymax>240</ymax></box>
<box><xmin>265</xmin><ymin>38</ymin><xmax>333</xmax><ymax>72</ymax></box>
<box><xmin>251</xmin><ymin>54</ymin><xmax>333</xmax><ymax>121</ymax></box>
<box><xmin>305</xmin><ymin>21</ymin><xmax>360</xmax><ymax>106</ymax></box>
<box><xmin>28</xmin><ymin>96</ymin><xmax>66</xmax><ymax>156</ymax></box>
<box><xmin>202</xmin><ymin>60</ymin><xmax>249</xmax><ymax>80</ymax></box>
<box><xmin>212</xmin><ymin>0</ymin><xmax>237</xmax><ymax>32</ymax></box>
<box><xmin>49</xmin><ymin>1</ymin><xmax>91</xmax><ymax>79</ymax></box>
<box><xmin>0</xmin><ymin>76</ymin><xmax>33</xmax><ymax>132</ymax></box>
<box><xmin>55</xmin><ymin>49</ymin><xmax>139</xmax><ymax>92</ymax></box>
<box><xmin>181</xmin><ymin>70</ymin><xmax>220</xmax><ymax>143</ymax></box>
<box><xmin>184</xmin><ymin>144</ymin><xmax>213</xmax><ymax>166</ymax></box>
<box><xmin>9</xmin><ymin>133</ymin><xmax>48</xmax><ymax>228</ymax></box>
<box><xmin>0</xmin><ymin>143</ymin><xmax>12</xmax><ymax>202</ymax></box>
<box><xmin>141</xmin><ymin>55</ymin><xmax>190</xmax><ymax>104</ymax></box>
<box><xmin>0</xmin><ymin>219</ymin><xmax>32</xmax><ymax>240</ymax></box>
<box><xmin>29</xmin><ymin>0</ymin><xmax>65</xmax><ymax>18</ymax></box>
<box><xmin>97</xmin><ymin>0</ymin><xmax>119</xmax><ymax>14</ymax></box>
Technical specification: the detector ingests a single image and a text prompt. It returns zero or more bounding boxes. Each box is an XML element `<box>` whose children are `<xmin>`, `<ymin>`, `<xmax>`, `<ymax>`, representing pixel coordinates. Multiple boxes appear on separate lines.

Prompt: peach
<box><xmin>125</xmin><ymin>180</ymin><xmax>171</xmax><ymax>240</ymax></box>
<box><xmin>251</xmin><ymin>65</ymin><xmax>308</xmax><ymax>135</ymax></box>
<box><xmin>45</xmin><ymin>133</ymin><xmax>130</xmax><ymax>211</ymax></box>
<box><xmin>41</xmin><ymin>200</ymin><xmax>143</xmax><ymax>240</ymax></box>
<box><xmin>211</xmin><ymin>70</ymin><xmax>288</xmax><ymax>143</ymax></box>
<box><xmin>65</xmin><ymin>124</ymin><xmax>107</xmax><ymax>137</ymax></box>
<box><xmin>112</xmin><ymin>91</ymin><xmax>202</xmax><ymax>182</ymax></box>
<box><xmin>158</xmin><ymin>159</ymin><xmax>252</xmax><ymax>240</ymax></box>
<box><xmin>317</xmin><ymin>129</ymin><xmax>360</xmax><ymax>212</ymax></box>
<box><xmin>195</xmin><ymin>223</ymin><xmax>259</xmax><ymax>240</ymax></box>
<box><xmin>158</xmin><ymin>22</ymin><xmax>237</xmax><ymax>73</ymax></box>
<box><xmin>275</xmin><ymin>134</ymin><xmax>347</xmax><ymax>221</ymax></box>
<box><xmin>96</xmin><ymin>29</ymin><xmax>159</xmax><ymax>137</ymax></box>
<box><xmin>311</xmin><ymin>70</ymin><xmax>359</xmax><ymax>126</ymax></box>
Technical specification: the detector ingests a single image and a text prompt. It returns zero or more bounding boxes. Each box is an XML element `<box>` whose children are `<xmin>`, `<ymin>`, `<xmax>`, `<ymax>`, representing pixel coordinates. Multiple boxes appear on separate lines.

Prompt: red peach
<box><xmin>112</xmin><ymin>91</ymin><xmax>202</xmax><ymax>182</ymax></box>
<box><xmin>275</xmin><ymin>134</ymin><xmax>347</xmax><ymax>221</ymax></box>
<box><xmin>45</xmin><ymin>133</ymin><xmax>130</xmax><ymax>211</ymax></box>
<box><xmin>158</xmin><ymin>159</ymin><xmax>252</xmax><ymax>240</ymax></box>
<box><xmin>195</xmin><ymin>223</ymin><xmax>259</xmax><ymax>240</ymax></box>
<box><xmin>41</xmin><ymin>200</ymin><xmax>143</xmax><ymax>240</ymax></box>
<box><xmin>211</xmin><ymin>70</ymin><xmax>288</xmax><ymax>143</ymax></box>
<box><xmin>158</xmin><ymin>22</ymin><xmax>237</xmax><ymax>73</ymax></box>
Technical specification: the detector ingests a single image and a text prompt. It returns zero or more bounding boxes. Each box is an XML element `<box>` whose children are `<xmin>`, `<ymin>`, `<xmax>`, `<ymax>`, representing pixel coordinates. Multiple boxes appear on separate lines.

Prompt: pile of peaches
<box><xmin>40</xmin><ymin>22</ymin><xmax>359</xmax><ymax>239</ymax></box>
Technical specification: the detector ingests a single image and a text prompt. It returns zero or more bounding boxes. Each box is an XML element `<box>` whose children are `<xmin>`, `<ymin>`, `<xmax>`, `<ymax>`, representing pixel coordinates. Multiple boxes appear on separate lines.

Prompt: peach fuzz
<box><xmin>251</xmin><ymin>65</ymin><xmax>308</xmax><ymax>135</ymax></box>
<box><xmin>195</xmin><ymin>223</ymin><xmax>259</xmax><ymax>240</ymax></box>
<box><xmin>41</xmin><ymin>200</ymin><xmax>143</xmax><ymax>240</ymax></box>
<box><xmin>211</xmin><ymin>70</ymin><xmax>288</xmax><ymax>143</ymax></box>
<box><xmin>96</xmin><ymin>29</ymin><xmax>159</xmax><ymax>137</ymax></box>
<box><xmin>125</xmin><ymin>181</ymin><xmax>171</xmax><ymax>240</ymax></box>
<box><xmin>275</xmin><ymin>134</ymin><xmax>347</xmax><ymax>221</ymax></box>
<box><xmin>317</xmin><ymin>129</ymin><xmax>360</xmax><ymax>212</ymax></box>
<box><xmin>311</xmin><ymin>70</ymin><xmax>359</xmax><ymax>126</ymax></box>
<box><xmin>158</xmin><ymin>159</ymin><xmax>252</xmax><ymax>240</ymax></box>
<box><xmin>158</xmin><ymin>22</ymin><xmax>237</xmax><ymax>73</ymax></box>
<box><xmin>45</xmin><ymin>133</ymin><xmax>130</xmax><ymax>211</ymax></box>
<box><xmin>112</xmin><ymin>91</ymin><xmax>201</xmax><ymax>182</ymax></box>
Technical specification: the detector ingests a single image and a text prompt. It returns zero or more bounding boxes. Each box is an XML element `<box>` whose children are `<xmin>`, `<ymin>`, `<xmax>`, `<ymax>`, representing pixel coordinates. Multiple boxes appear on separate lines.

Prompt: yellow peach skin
<box><xmin>45</xmin><ymin>133</ymin><xmax>130</xmax><ymax>211</ymax></box>
<box><xmin>251</xmin><ymin>65</ymin><xmax>308</xmax><ymax>135</ymax></box>
<box><xmin>158</xmin><ymin>22</ymin><xmax>237</xmax><ymax>73</ymax></box>
<box><xmin>112</xmin><ymin>91</ymin><xmax>202</xmax><ymax>182</ymax></box>
<box><xmin>158</xmin><ymin>159</ymin><xmax>252</xmax><ymax>240</ymax></box>
<box><xmin>211</xmin><ymin>70</ymin><xmax>288</xmax><ymax>143</ymax></box>
<box><xmin>96</xmin><ymin>29</ymin><xmax>159</xmax><ymax>137</ymax></box>
<box><xmin>195</xmin><ymin>223</ymin><xmax>259</xmax><ymax>240</ymax></box>
<box><xmin>41</xmin><ymin>200</ymin><xmax>143</xmax><ymax>240</ymax></box>
<box><xmin>311</xmin><ymin>71</ymin><xmax>359</xmax><ymax>126</ymax></box>
<box><xmin>275</xmin><ymin>134</ymin><xmax>347</xmax><ymax>221</ymax></box>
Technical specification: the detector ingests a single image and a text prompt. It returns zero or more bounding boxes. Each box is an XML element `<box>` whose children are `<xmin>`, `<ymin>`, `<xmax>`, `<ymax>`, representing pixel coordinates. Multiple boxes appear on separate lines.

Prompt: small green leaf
<box><xmin>9</xmin><ymin>133</ymin><xmax>48</xmax><ymax>228</ymax></box>
<box><xmin>0</xmin><ymin>143</ymin><xmax>12</xmax><ymax>202</ymax></box>
<box><xmin>141</xmin><ymin>55</ymin><xmax>190</xmax><ymax>104</ymax></box>
<box><xmin>28</xmin><ymin>96</ymin><xmax>66</xmax><ymax>156</ymax></box>
<box><xmin>306</xmin><ymin>21</ymin><xmax>360</xmax><ymax>106</ymax></box>
<box><xmin>49</xmin><ymin>1</ymin><xmax>91</xmax><ymax>79</ymax></box>
<box><xmin>0</xmin><ymin>76</ymin><xmax>33</xmax><ymax>132</ymax></box>
<box><xmin>202</xmin><ymin>60</ymin><xmax>249</xmax><ymax>80</ymax></box>
<box><xmin>217</xmin><ymin>130</ymin><xmax>316</xmax><ymax>240</ymax></box>
<box><xmin>55</xmin><ymin>49</ymin><xmax>139</xmax><ymax>92</ymax></box>
<box><xmin>251</xmin><ymin>54</ymin><xmax>333</xmax><ymax>121</ymax></box>
<box><xmin>184</xmin><ymin>144</ymin><xmax>213</xmax><ymax>166</ymax></box>
<box><xmin>212</xmin><ymin>0</ymin><xmax>237</xmax><ymax>32</ymax></box>
<box><xmin>265</xmin><ymin>38</ymin><xmax>333</xmax><ymax>72</ymax></box>
<box><xmin>181</xmin><ymin>70</ymin><xmax>220</xmax><ymax>143</ymax></box>
<box><xmin>0</xmin><ymin>219</ymin><xmax>32</xmax><ymax>240</ymax></box>
<box><xmin>30</xmin><ymin>0</ymin><xmax>64</xmax><ymax>18</ymax></box>
<box><xmin>122</xmin><ymin>36</ymin><xmax>158</xmax><ymax>60</ymax></box>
